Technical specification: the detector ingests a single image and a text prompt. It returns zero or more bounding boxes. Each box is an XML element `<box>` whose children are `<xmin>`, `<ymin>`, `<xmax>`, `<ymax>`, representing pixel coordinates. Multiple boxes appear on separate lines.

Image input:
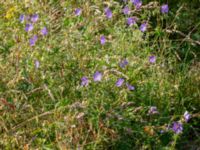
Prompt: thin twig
<box><xmin>9</xmin><ymin>111</ymin><xmax>54</xmax><ymax>133</ymax></box>
<box><xmin>104</xmin><ymin>69</ymin><xmax>129</xmax><ymax>79</ymax></box>
<box><xmin>166</xmin><ymin>29</ymin><xmax>200</xmax><ymax>46</ymax></box>
<box><xmin>26</xmin><ymin>87</ymin><xmax>43</xmax><ymax>95</ymax></box>
<box><xmin>43</xmin><ymin>84</ymin><xmax>55</xmax><ymax>101</ymax></box>
<box><xmin>8</xmin><ymin>103</ymin><xmax>72</xmax><ymax>134</ymax></box>
<box><xmin>169</xmin><ymin>4</ymin><xmax>185</xmax><ymax>29</ymax></box>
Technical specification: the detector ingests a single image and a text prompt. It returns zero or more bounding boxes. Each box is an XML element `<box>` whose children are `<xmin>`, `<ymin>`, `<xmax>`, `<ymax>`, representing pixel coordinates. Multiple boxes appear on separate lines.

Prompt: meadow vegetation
<box><xmin>0</xmin><ymin>0</ymin><xmax>200</xmax><ymax>149</ymax></box>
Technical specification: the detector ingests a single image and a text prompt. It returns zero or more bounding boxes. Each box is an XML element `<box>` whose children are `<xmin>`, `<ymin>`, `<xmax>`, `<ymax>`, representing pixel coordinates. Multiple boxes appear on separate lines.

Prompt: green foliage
<box><xmin>0</xmin><ymin>0</ymin><xmax>199</xmax><ymax>149</ymax></box>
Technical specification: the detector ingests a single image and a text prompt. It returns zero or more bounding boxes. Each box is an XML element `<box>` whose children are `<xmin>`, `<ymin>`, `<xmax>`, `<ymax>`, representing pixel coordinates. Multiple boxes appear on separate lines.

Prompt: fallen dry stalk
<box><xmin>166</xmin><ymin>29</ymin><xmax>200</xmax><ymax>46</ymax></box>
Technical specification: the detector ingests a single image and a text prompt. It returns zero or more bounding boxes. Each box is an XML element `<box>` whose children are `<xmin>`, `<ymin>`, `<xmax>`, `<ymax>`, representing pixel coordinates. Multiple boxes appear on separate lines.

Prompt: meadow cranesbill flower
<box><xmin>116</xmin><ymin>78</ymin><xmax>125</xmax><ymax>87</ymax></box>
<box><xmin>81</xmin><ymin>76</ymin><xmax>89</xmax><ymax>86</ymax></box>
<box><xmin>93</xmin><ymin>71</ymin><xmax>102</xmax><ymax>82</ymax></box>
<box><xmin>119</xmin><ymin>59</ymin><xmax>128</xmax><ymax>68</ymax></box>
<box><xmin>148</xmin><ymin>106</ymin><xmax>159</xmax><ymax>115</ymax></box>
<box><xmin>122</xmin><ymin>6</ymin><xmax>130</xmax><ymax>15</ymax></box>
<box><xmin>126</xmin><ymin>83</ymin><xmax>135</xmax><ymax>91</ymax></box>
<box><xmin>35</xmin><ymin>60</ymin><xmax>40</xmax><ymax>69</ymax></box>
<box><xmin>127</xmin><ymin>17</ymin><xmax>136</xmax><ymax>26</ymax></box>
<box><xmin>183</xmin><ymin>111</ymin><xmax>191</xmax><ymax>122</ymax></box>
<box><xmin>100</xmin><ymin>35</ymin><xmax>106</xmax><ymax>45</ymax></box>
<box><xmin>31</xmin><ymin>14</ymin><xmax>39</xmax><ymax>23</ymax></box>
<box><xmin>161</xmin><ymin>4</ymin><xmax>169</xmax><ymax>14</ymax></box>
<box><xmin>131</xmin><ymin>0</ymin><xmax>142</xmax><ymax>9</ymax></box>
<box><xmin>19</xmin><ymin>14</ymin><xmax>25</xmax><ymax>23</ymax></box>
<box><xmin>172</xmin><ymin>122</ymin><xmax>183</xmax><ymax>134</ymax></box>
<box><xmin>25</xmin><ymin>24</ymin><xmax>33</xmax><ymax>32</ymax></box>
<box><xmin>41</xmin><ymin>27</ymin><xmax>48</xmax><ymax>36</ymax></box>
<box><xmin>104</xmin><ymin>7</ymin><xmax>112</xmax><ymax>19</ymax></box>
<box><xmin>29</xmin><ymin>35</ymin><xmax>38</xmax><ymax>46</ymax></box>
<box><xmin>75</xmin><ymin>8</ymin><xmax>82</xmax><ymax>16</ymax></box>
<box><xmin>140</xmin><ymin>22</ymin><xmax>147</xmax><ymax>32</ymax></box>
<box><xmin>149</xmin><ymin>55</ymin><xmax>156</xmax><ymax>63</ymax></box>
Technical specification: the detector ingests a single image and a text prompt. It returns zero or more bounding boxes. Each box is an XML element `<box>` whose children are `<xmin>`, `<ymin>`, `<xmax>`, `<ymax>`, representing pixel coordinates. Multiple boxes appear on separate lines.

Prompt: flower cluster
<box><xmin>74</xmin><ymin>2</ymin><xmax>169</xmax><ymax>36</ymax></box>
<box><xmin>103</xmin><ymin>3</ymin><xmax>168</xmax><ymax>34</ymax></box>
<box><xmin>147</xmin><ymin>107</ymin><xmax>191</xmax><ymax>134</ymax></box>
<box><xmin>81</xmin><ymin>70</ymin><xmax>135</xmax><ymax>91</ymax></box>
<box><xmin>80</xmin><ymin>53</ymin><xmax>156</xmax><ymax>91</ymax></box>
<box><xmin>74</xmin><ymin>2</ymin><xmax>176</xmax><ymax>136</ymax></box>
<box><xmin>161</xmin><ymin>111</ymin><xmax>191</xmax><ymax>134</ymax></box>
<box><xmin>20</xmin><ymin>1</ymin><xmax>190</xmax><ymax>137</ymax></box>
<box><xmin>80</xmin><ymin>58</ymin><xmax>135</xmax><ymax>90</ymax></box>
<box><xmin>19</xmin><ymin>13</ymin><xmax>48</xmax><ymax>47</ymax></box>
<box><xmin>19</xmin><ymin>13</ymin><xmax>48</xmax><ymax>69</ymax></box>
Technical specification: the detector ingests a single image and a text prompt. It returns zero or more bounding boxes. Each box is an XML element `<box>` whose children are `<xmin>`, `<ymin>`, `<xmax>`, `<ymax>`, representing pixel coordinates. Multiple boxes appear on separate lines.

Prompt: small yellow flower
<box><xmin>5</xmin><ymin>6</ymin><xmax>17</xmax><ymax>19</ymax></box>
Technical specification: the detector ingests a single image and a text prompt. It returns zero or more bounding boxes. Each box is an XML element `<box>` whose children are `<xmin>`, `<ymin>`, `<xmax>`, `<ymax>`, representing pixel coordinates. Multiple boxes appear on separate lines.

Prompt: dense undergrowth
<box><xmin>0</xmin><ymin>0</ymin><xmax>199</xmax><ymax>149</ymax></box>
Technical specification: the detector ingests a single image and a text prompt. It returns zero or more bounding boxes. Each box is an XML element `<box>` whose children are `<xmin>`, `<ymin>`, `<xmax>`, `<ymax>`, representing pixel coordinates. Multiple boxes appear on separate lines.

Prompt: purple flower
<box><xmin>148</xmin><ymin>106</ymin><xmax>159</xmax><ymax>115</ymax></box>
<box><xmin>126</xmin><ymin>83</ymin><xmax>135</xmax><ymax>91</ymax></box>
<box><xmin>35</xmin><ymin>60</ymin><xmax>40</xmax><ymax>69</ymax></box>
<box><xmin>131</xmin><ymin>0</ymin><xmax>142</xmax><ymax>9</ymax></box>
<box><xmin>104</xmin><ymin>7</ymin><xmax>112</xmax><ymax>19</ymax></box>
<box><xmin>81</xmin><ymin>76</ymin><xmax>89</xmax><ymax>86</ymax></box>
<box><xmin>19</xmin><ymin>14</ymin><xmax>25</xmax><ymax>23</ymax></box>
<box><xmin>149</xmin><ymin>55</ymin><xmax>156</xmax><ymax>63</ymax></box>
<box><xmin>160</xmin><ymin>130</ymin><xmax>165</xmax><ymax>134</ymax></box>
<box><xmin>123</xmin><ymin>6</ymin><xmax>130</xmax><ymax>15</ymax></box>
<box><xmin>31</xmin><ymin>14</ymin><xmax>39</xmax><ymax>23</ymax></box>
<box><xmin>25</xmin><ymin>24</ymin><xmax>33</xmax><ymax>32</ymax></box>
<box><xmin>119</xmin><ymin>59</ymin><xmax>128</xmax><ymax>68</ymax></box>
<box><xmin>93</xmin><ymin>71</ymin><xmax>102</xmax><ymax>82</ymax></box>
<box><xmin>161</xmin><ymin>4</ymin><xmax>169</xmax><ymax>14</ymax></box>
<box><xmin>29</xmin><ymin>35</ymin><xmax>38</xmax><ymax>46</ymax></box>
<box><xmin>184</xmin><ymin>111</ymin><xmax>191</xmax><ymax>122</ymax></box>
<box><xmin>41</xmin><ymin>27</ymin><xmax>48</xmax><ymax>36</ymax></box>
<box><xmin>75</xmin><ymin>8</ymin><xmax>82</xmax><ymax>16</ymax></box>
<box><xmin>140</xmin><ymin>22</ymin><xmax>147</xmax><ymax>32</ymax></box>
<box><xmin>116</xmin><ymin>78</ymin><xmax>125</xmax><ymax>87</ymax></box>
<box><xmin>100</xmin><ymin>35</ymin><xmax>106</xmax><ymax>45</ymax></box>
<box><xmin>172</xmin><ymin>122</ymin><xmax>183</xmax><ymax>134</ymax></box>
<box><xmin>127</xmin><ymin>17</ymin><xmax>136</xmax><ymax>26</ymax></box>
